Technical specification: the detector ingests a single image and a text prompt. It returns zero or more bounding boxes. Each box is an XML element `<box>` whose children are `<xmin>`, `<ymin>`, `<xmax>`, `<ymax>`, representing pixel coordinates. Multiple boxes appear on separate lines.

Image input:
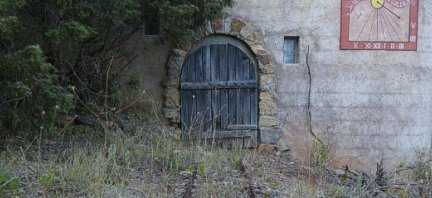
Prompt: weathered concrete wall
<box><xmin>226</xmin><ymin>0</ymin><xmax>432</xmax><ymax>169</ymax></box>
<box><xmin>121</xmin><ymin>35</ymin><xmax>169</xmax><ymax>111</ymax></box>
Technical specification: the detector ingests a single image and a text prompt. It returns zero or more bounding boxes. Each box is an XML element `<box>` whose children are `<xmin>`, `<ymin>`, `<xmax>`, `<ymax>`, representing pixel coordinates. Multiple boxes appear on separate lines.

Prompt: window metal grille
<box><xmin>283</xmin><ymin>37</ymin><xmax>299</xmax><ymax>64</ymax></box>
<box><xmin>145</xmin><ymin>18</ymin><xmax>160</xmax><ymax>35</ymax></box>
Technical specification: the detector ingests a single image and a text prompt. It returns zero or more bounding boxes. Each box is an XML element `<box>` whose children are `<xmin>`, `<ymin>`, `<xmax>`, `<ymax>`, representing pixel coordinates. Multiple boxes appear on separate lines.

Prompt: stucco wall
<box><xmin>226</xmin><ymin>0</ymin><xmax>432</xmax><ymax>169</ymax></box>
<box><xmin>121</xmin><ymin>35</ymin><xmax>169</xmax><ymax>111</ymax></box>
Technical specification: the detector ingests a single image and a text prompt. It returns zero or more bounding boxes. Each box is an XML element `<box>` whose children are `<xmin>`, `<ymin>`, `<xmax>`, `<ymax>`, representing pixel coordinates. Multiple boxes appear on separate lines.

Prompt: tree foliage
<box><xmin>0</xmin><ymin>0</ymin><xmax>233</xmax><ymax>134</ymax></box>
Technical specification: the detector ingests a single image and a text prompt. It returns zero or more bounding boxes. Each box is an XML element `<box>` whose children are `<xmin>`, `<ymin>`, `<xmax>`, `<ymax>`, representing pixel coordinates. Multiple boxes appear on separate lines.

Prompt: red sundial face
<box><xmin>341</xmin><ymin>0</ymin><xmax>419</xmax><ymax>51</ymax></box>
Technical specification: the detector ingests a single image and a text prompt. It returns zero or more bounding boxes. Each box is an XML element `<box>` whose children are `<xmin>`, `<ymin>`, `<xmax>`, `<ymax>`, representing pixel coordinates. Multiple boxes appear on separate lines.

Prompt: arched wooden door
<box><xmin>180</xmin><ymin>37</ymin><xmax>258</xmax><ymax>148</ymax></box>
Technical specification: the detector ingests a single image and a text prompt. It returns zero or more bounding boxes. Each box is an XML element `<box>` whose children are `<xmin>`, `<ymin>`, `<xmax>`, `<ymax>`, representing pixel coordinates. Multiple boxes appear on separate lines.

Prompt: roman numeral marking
<box><xmin>353</xmin><ymin>42</ymin><xmax>359</xmax><ymax>49</ymax></box>
<box><xmin>373</xmin><ymin>43</ymin><xmax>382</xmax><ymax>49</ymax></box>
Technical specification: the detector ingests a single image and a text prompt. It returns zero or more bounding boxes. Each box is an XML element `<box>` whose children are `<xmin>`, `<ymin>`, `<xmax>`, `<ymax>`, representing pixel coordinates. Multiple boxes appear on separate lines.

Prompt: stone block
<box><xmin>165</xmin><ymin>88</ymin><xmax>180</xmax><ymax>108</ymax></box>
<box><xmin>230</xmin><ymin>18</ymin><xmax>246</xmax><ymax>35</ymax></box>
<box><xmin>211</xmin><ymin>17</ymin><xmax>224</xmax><ymax>33</ymax></box>
<box><xmin>259</xmin><ymin>99</ymin><xmax>277</xmax><ymax>116</ymax></box>
<box><xmin>259</xmin><ymin>116</ymin><xmax>280</xmax><ymax>128</ymax></box>
<box><xmin>257</xmin><ymin>51</ymin><xmax>271</xmax><ymax>65</ymax></box>
<box><xmin>167</xmin><ymin>56</ymin><xmax>184</xmax><ymax>71</ymax></box>
<box><xmin>205</xmin><ymin>21</ymin><xmax>213</xmax><ymax>34</ymax></box>
<box><xmin>260</xmin><ymin>128</ymin><xmax>281</xmax><ymax>144</ymax></box>
<box><xmin>172</xmin><ymin>49</ymin><xmax>187</xmax><ymax>57</ymax></box>
<box><xmin>260</xmin><ymin>92</ymin><xmax>274</xmax><ymax>101</ymax></box>
<box><xmin>163</xmin><ymin>108</ymin><xmax>179</xmax><ymax>119</ymax></box>
<box><xmin>163</xmin><ymin>76</ymin><xmax>180</xmax><ymax>88</ymax></box>
<box><xmin>259</xmin><ymin>63</ymin><xmax>275</xmax><ymax>74</ymax></box>
<box><xmin>276</xmin><ymin>138</ymin><xmax>291</xmax><ymax>152</ymax></box>
<box><xmin>240</xmin><ymin>26</ymin><xmax>253</xmax><ymax>39</ymax></box>
<box><xmin>168</xmin><ymin>67</ymin><xmax>181</xmax><ymax>76</ymax></box>
<box><xmin>250</xmin><ymin>45</ymin><xmax>266</xmax><ymax>55</ymax></box>
<box><xmin>223</xmin><ymin>17</ymin><xmax>232</xmax><ymax>33</ymax></box>
<box><xmin>246</xmin><ymin>30</ymin><xmax>263</xmax><ymax>45</ymax></box>
<box><xmin>260</xmin><ymin>74</ymin><xmax>276</xmax><ymax>92</ymax></box>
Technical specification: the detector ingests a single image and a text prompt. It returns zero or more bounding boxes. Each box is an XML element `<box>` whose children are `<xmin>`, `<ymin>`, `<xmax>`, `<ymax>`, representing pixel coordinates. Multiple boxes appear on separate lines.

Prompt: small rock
<box><xmin>276</xmin><ymin>138</ymin><xmax>291</xmax><ymax>152</ymax></box>
<box><xmin>335</xmin><ymin>169</ymin><xmax>346</xmax><ymax>176</ymax></box>
<box><xmin>179</xmin><ymin>171</ymin><xmax>192</xmax><ymax>178</ymax></box>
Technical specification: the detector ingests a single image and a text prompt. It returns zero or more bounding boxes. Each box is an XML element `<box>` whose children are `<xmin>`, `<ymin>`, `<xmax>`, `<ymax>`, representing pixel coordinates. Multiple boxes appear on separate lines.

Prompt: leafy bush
<box><xmin>0</xmin><ymin>45</ymin><xmax>74</xmax><ymax>133</ymax></box>
<box><xmin>310</xmin><ymin>138</ymin><xmax>329</xmax><ymax>167</ymax></box>
<box><xmin>0</xmin><ymin>0</ymin><xmax>233</xmax><ymax>135</ymax></box>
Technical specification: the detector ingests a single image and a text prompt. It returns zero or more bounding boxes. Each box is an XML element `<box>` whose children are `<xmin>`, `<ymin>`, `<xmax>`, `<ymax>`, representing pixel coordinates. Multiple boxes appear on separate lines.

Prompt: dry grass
<box><xmin>0</xmin><ymin>116</ymin><xmax>257</xmax><ymax>197</ymax></box>
<box><xmin>0</xmin><ymin>115</ymin><xmax>431</xmax><ymax>197</ymax></box>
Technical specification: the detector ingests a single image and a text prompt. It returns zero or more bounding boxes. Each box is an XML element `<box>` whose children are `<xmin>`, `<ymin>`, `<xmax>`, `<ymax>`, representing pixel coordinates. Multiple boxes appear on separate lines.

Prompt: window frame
<box><xmin>283</xmin><ymin>37</ymin><xmax>299</xmax><ymax>64</ymax></box>
<box><xmin>144</xmin><ymin>18</ymin><xmax>160</xmax><ymax>36</ymax></box>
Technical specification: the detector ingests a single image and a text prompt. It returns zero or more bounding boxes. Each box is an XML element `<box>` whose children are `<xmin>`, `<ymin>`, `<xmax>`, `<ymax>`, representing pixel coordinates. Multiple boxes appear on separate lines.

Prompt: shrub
<box><xmin>0</xmin><ymin>45</ymin><xmax>74</xmax><ymax>133</ymax></box>
<box><xmin>0</xmin><ymin>0</ymin><xmax>233</xmax><ymax>135</ymax></box>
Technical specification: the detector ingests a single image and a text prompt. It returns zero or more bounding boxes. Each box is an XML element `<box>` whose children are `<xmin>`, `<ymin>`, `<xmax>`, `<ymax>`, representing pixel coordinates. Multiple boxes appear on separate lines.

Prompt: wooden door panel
<box><xmin>181</xmin><ymin>42</ymin><xmax>258</xmax><ymax>147</ymax></box>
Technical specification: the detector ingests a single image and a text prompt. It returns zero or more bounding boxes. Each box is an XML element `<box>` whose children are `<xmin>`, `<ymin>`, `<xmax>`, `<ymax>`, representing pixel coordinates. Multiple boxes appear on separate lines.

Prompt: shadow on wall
<box><xmin>119</xmin><ymin>34</ymin><xmax>170</xmax><ymax>112</ymax></box>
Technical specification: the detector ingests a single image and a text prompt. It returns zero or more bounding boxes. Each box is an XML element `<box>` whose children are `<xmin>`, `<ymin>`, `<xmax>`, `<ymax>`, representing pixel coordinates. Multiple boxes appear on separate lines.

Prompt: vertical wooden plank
<box><xmin>244</xmin><ymin>131</ymin><xmax>258</xmax><ymax>148</ymax></box>
<box><xmin>235</xmin><ymin>47</ymin><xmax>243</xmax><ymax>125</ymax></box>
<box><xmin>182</xmin><ymin>56</ymin><xmax>195</xmax><ymax>138</ymax></box>
<box><xmin>220</xmin><ymin>44</ymin><xmax>229</xmax><ymax>130</ymax></box>
<box><xmin>181</xmin><ymin>58</ymin><xmax>188</xmax><ymax>82</ymax></box>
<box><xmin>241</xmin><ymin>51</ymin><xmax>251</xmax><ymax>126</ymax></box>
<box><xmin>210</xmin><ymin>44</ymin><xmax>221</xmax><ymax>132</ymax></box>
<box><xmin>195</xmin><ymin>48</ymin><xmax>204</xmax><ymax>83</ymax></box>
<box><xmin>221</xmin><ymin>138</ymin><xmax>231</xmax><ymax>149</ymax></box>
<box><xmin>187</xmin><ymin>52</ymin><xmax>196</xmax><ymax>83</ymax></box>
<box><xmin>187</xmin><ymin>54</ymin><xmax>197</xmax><ymax>134</ymax></box>
<box><xmin>233</xmin><ymin>47</ymin><xmax>244</xmax><ymax>149</ymax></box>
<box><xmin>228</xmin><ymin>44</ymin><xmax>237</xmax><ymax>126</ymax></box>
<box><xmin>194</xmin><ymin>48</ymin><xmax>205</xmax><ymax>135</ymax></box>
<box><xmin>203</xmin><ymin>45</ymin><xmax>212</xmax><ymax>133</ymax></box>
<box><xmin>187</xmin><ymin>52</ymin><xmax>197</xmax><ymax>136</ymax></box>
<box><xmin>182</xmin><ymin>90</ymin><xmax>192</xmax><ymax>137</ymax></box>
<box><xmin>226</xmin><ymin>44</ymin><xmax>238</xmax><ymax>148</ymax></box>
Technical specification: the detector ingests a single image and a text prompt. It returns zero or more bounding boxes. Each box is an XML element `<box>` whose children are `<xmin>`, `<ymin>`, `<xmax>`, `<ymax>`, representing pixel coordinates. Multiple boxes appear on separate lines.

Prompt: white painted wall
<box><xmin>226</xmin><ymin>0</ymin><xmax>432</xmax><ymax>169</ymax></box>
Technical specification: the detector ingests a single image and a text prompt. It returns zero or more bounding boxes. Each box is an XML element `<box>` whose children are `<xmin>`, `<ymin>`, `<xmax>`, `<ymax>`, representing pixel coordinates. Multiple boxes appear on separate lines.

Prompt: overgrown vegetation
<box><xmin>310</xmin><ymin>138</ymin><xmax>330</xmax><ymax>168</ymax></box>
<box><xmin>0</xmin><ymin>116</ymin><xmax>252</xmax><ymax>197</ymax></box>
<box><xmin>0</xmin><ymin>0</ymin><xmax>233</xmax><ymax>136</ymax></box>
<box><xmin>307</xmin><ymin>140</ymin><xmax>432</xmax><ymax>198</ymax></box>
<box><xmin>0</xmin><ymin>114</ymin><xmax>430</xmax><ymax>197</ymax></box>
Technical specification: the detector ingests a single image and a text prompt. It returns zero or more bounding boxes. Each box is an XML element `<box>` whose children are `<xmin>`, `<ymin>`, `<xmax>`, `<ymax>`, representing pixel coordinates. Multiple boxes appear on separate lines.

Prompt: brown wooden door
<box><xmin>181</xmin><ymin>42</ymin><xmax>258</xmax><ymax>148</ymax></box>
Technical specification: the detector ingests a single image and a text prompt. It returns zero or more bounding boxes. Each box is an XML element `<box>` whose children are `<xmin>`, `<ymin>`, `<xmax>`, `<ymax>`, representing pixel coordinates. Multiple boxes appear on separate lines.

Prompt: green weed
<box><xmin>310</xmin><ymin>138</ymin><xmax>329</xmax><ymax>168</ymax></box>
<box><xmin>0</xmin><ymin>168</ymin><xmax>22</xmax><ymax>196</ymax></box>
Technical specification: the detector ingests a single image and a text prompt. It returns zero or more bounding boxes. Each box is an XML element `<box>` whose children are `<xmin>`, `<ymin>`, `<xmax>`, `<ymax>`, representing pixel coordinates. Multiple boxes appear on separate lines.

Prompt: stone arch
<box><xmin>163</xmin><ymin>15</ymin><xmax>281</xmax><ymax>144</ymax></box>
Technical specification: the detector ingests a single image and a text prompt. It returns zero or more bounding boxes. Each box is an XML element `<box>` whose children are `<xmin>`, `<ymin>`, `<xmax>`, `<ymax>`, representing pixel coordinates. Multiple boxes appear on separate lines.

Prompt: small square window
<box><xmin>283</xmin><ymin>37</ymin><xmax>299</xmax><ymax>64</ymax></box>
<box><xmin>145</xmin><ymin>18</ymin><xmax>160</xmax><ymax>35</ymax></box>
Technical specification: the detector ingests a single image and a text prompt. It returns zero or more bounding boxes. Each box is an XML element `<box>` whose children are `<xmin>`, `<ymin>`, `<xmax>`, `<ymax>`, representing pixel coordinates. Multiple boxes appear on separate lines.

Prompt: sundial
<box><xmin>341</xmin><ymin>0</ymin><xmax>419</xmax><ymax>51</ymax></box>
